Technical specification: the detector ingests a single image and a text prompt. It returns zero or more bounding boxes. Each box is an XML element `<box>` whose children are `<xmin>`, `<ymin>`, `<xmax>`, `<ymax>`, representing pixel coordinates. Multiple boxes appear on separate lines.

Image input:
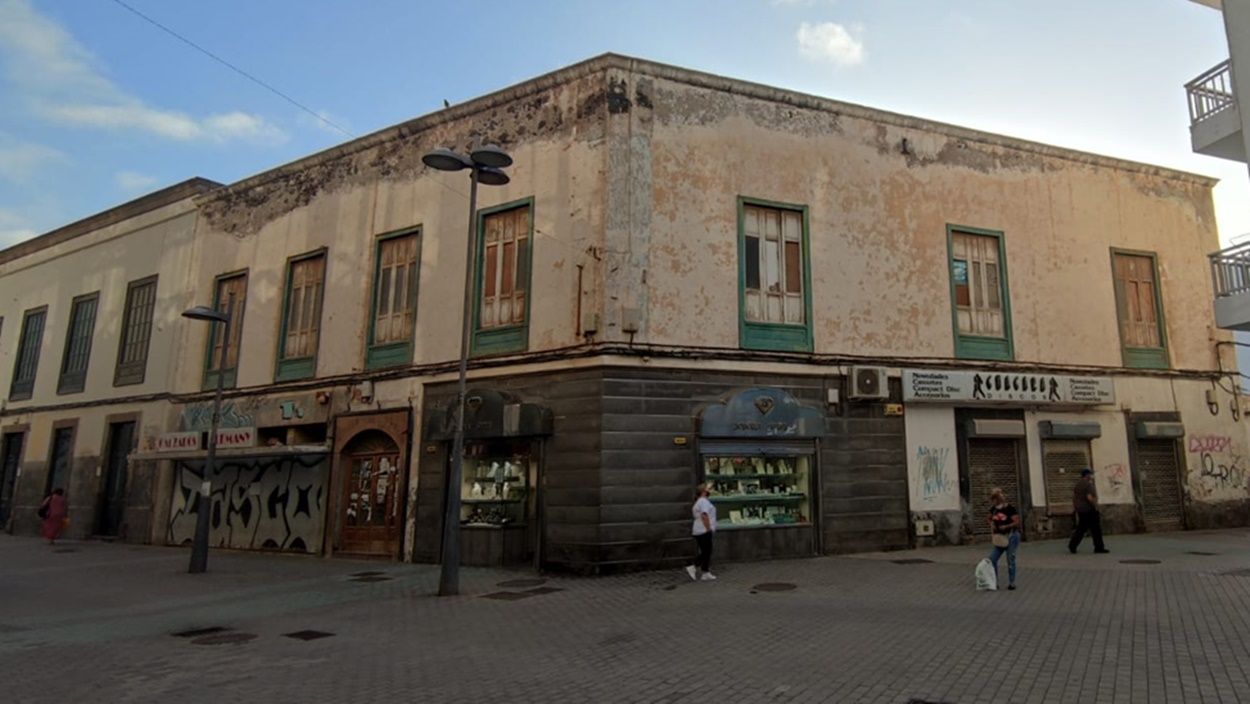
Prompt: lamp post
<box><xmin>181</xmin><ymin>295</ymin><xmax>234</xmax><ymax>574</ymax></box>
<box><xmin>422</xmin><ymin>145</ymin><xmax>512</xmax><ymax>596</ymax></box>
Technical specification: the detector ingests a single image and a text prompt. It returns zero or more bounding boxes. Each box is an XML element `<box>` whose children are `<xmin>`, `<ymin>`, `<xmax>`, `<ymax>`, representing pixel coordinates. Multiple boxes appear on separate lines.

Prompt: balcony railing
<box><xmin>1211</xmin><ymin>241</ymin><xmax>1250</xmax><ymax>298</ymax></box>
<box><xmin>1187</xmin><ymin>60</ymin><xmax>1236</xmax><ymax>124</ymax></box>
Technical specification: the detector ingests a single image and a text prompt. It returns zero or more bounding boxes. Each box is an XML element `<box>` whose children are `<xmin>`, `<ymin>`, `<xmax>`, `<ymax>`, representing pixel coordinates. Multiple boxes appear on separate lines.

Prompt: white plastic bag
<box><xmin>975</xmin><ymin>558</ymin><xmax>998</xmax><ymax>591</ymax></box>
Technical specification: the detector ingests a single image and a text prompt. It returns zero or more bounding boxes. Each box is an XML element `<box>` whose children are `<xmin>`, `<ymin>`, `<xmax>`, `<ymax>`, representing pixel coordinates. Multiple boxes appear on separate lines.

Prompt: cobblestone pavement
<box><xmin>3</xmin><ymin>529</ymin><xmax>1250</xmax><ymax>703</ymax></box>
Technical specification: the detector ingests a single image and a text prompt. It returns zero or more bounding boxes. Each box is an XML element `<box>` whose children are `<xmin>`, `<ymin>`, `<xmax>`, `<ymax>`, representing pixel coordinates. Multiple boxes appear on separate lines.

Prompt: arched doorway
<box><xmin>338</xmin><ymin>429</ymin><xmax>403</xmax><ymax>556</ymax></box>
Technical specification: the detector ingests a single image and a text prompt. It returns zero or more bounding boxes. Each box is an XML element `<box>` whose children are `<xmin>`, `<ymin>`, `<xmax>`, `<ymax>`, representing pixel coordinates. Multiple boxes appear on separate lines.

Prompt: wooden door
<box><xmin>339</xmin><ymin>451</ymin><xmax>403</xmax><ymax>555</ymax></box>
<box><xmin>97</xmin><ymin>421</ymin><xmax>135</xmax><ymax>536</ymax></box>
<box><xmin>0</xmin><ymin>432</ymin><xmax>23</xmax><ymax>525</ymax></box>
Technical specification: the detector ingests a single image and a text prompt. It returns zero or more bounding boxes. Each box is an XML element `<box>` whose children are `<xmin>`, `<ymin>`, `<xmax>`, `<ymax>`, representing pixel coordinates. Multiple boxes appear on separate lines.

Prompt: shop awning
<box><xmin>1039</xmin><ymin>421</ymin><xmax>1102</xmax><ymax>439</ymax></box>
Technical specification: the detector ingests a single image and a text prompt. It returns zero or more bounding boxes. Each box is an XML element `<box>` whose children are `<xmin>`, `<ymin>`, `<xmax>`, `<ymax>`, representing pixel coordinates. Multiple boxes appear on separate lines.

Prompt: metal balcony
<box><xmin>1187</xmin><ymin>60</ymin><xmax>1244</xmax><ymax>162</ymax></box>
<box><xmin>1210</xmin><ymin>241</ymin><xmax>1250</xmax><ymax>330</ymax></box>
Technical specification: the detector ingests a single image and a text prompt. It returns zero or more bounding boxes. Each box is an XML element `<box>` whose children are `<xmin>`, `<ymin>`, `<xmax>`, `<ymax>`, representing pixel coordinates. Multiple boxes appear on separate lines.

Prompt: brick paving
<box><xmin>3</xmin><ymin>530</ymin><xmax>1250</xmax><ymax>703</ymax></box>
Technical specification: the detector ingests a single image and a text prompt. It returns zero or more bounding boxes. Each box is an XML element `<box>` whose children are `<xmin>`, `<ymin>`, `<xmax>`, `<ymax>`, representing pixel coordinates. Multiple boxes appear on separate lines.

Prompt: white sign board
<box><xmin>905</xmin><ymin>406</ymin><xmax>960</xmax><ymax>512</ymax></box>
<box><xmin>154</xmin><ymin>432</ymin><xmax>201</xmax><ymax>453</ymax></box>
<box><xmin>215</xmin><ymin>426</ymin><xmax>257</xmax><ymax>449</ymax></box>
<box><xmin>903</xmin><ymin>370</ymin><xmax>1114</xmax><ymax>406</ymax></box>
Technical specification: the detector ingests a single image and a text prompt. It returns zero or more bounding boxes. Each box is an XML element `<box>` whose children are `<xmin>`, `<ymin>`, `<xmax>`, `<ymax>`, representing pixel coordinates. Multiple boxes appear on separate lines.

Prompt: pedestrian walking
<box><xmin>1068</xmin><ymin>468</ymin><xmax>1110</xmax><ymax>554</ymax></box>
<box><xmin>987</xmin><ymin>487</ymin><xmax>1020</xmax><ymax>591</ymax></box>
<box><xmin>38</xmin><ymin>487</ymin><xmax>68</xmax><ymax>545</ymax></box>
<box><xmin>686</xmin><ymin>483</ymin><xmax>717</xmax><ymax>581</ymax></box>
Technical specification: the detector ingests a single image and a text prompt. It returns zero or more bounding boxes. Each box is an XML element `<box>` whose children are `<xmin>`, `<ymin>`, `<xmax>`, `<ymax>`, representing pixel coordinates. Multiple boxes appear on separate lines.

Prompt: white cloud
<box><xmin>0</xmin><ymin>207</ymin><xmax>37</xmax><ymax>248</ymax></box>
<box><xmin>0</xmin><ymin>140</ymin><xmax>67</xmax><ymax>183</ymax></box>
<box><xmin>796</xmin><ymin>21</ymin><xmax>866</xmax><ymax>67</ymax></box>
<box><xmin>297</xmin><ymin>108</ymin><xmax>352</xmax><ymax>136</ymax></box>
<box><xmin>115</xmin><ymin>170</ymin><xmax>158</xmax><ymax>193</ymax></box>
<box><xmin>0</xmin><ymin>0</ymin><xmax>286</xmax><ymax>144</ymax></box>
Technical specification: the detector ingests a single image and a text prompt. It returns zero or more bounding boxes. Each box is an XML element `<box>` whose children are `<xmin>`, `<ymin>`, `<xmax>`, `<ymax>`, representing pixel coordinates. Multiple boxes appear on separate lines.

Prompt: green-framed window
<box><xmin>57</xmin><ymin>292</ymin><xmax>99</xmax><ymax>395</ymax></box>
<box><xmin>738</xmin><ymin>197</ymin><xmax>813</xmax><ymax>352</ymax></box>
<box><xmin>203</xmin><ymin>272</ymin><xmax>247</xmax><ymax>390</ymax></box>
<box><xmin>366</xmin><ymin>229</ymin><xmax>420</xmax><ymax>369</ymax></box>
<box><xmin>947</xmin><ymin>225</ymin><xmax>1013</xmax><ymax>361</ymax></box>
<box><xmin>114</xmin><ymin>275</ymin><xmax>157</xmax><ymax>387</ymax></box>
<box><xmin>9</xmin><ymin>307</ymin><xmax>46</xmax><ymax>401</ymax></box>
<box><xmin>472</xmin><ymin>198</ymin><xmax>533</xmax><ymax>356</ymax></box>
<box><xmin>276</xmin><ymin>250</ymin><xmax>326</xmax><ymax>381</ymax></box>
<box><xmin>1111</xmin><ymin>249</ymin><xmax>1169</xmax><ymax>369</ymax></box>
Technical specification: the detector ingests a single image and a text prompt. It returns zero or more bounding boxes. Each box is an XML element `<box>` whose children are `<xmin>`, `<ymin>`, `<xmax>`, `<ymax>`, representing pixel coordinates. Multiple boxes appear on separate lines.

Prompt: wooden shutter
<box><xmin>58</xmin><ymin>294</ymin><xmax>98</xmax><ymax>394</ymax></box>
<box><xmin>743</xmin><ymin>204</ymin><xmax>804</xmax><ymax>325</ymax></box>
<box><xmin>10</xmin><ymin>309</ymin><xmax>45</xmax><ymax>399</ymax></box>
<box><xmin>1114</xmin><ymin>253</ymin><xmax>1161</xmax><ymax>348</ymax></box>
<box><xmin>283</xmin><ymin>255</ymin><xmax>325</xmax><ymax>359</ymax></box>
<box><xmin>210</xmin><ymin>275</ymin><xmax>247</xmax><ymax>371</ymax></box>
<box><xmin>952</xmin><ymin>232</ymin><xmax>1005</xmax><ymax>338</ymax></box>
<box><xmin>373</xmin><ymin>235</ymin><xmax>418</xmax><ymax>346</ymax></box>
<box><xmin>480</xmin><ymin>205</ymin><xmax>530</xmax><ymax>329</ymax></box>
<box><xmin>115</xmin><ymin>277</ymin><xmax>157</xmax><ymax>386</ymax></box>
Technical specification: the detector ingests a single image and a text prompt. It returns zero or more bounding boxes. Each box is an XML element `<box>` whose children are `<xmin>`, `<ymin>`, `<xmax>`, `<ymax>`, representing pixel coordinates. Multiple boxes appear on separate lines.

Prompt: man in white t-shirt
<box><xmin>686</xmin><ymin>483</ymin><xmax>717</xmax><ymax>581</ymax></box>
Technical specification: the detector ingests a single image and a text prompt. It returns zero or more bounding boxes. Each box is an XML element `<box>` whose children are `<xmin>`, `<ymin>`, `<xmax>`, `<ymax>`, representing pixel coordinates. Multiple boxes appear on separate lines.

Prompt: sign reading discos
<box><xmin>903</xmin><ymin>370</ymin><xmax>1114</xmax><ymax>405</ymax></box>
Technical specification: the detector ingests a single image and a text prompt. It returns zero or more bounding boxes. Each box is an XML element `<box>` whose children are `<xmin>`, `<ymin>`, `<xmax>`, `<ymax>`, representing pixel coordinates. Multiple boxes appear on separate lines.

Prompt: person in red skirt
<box><xmin>39</xmin><ymin>488</ymin><xmax>68</xmax><ymax>545</ymax></box>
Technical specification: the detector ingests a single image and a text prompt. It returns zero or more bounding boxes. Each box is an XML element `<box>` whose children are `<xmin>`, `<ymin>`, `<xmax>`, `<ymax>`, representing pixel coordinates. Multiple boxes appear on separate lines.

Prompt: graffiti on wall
<box><xmin>1186</xmin><ymin>434</ymin><xmax>1247</xmax><ymax>499</ymax></box>
<box><xmin>180</xmin><ymin>399</ymin><xmax>256</xmax><ymax>432</ymax></box>
<box><xmin>166</xmin><ymin>455</ymin><xmax>327</xmax><ymax>553</ymax></box>
<box><xmin>916</xmin><ymin>446</ymin><xmax>953</xmax><ymax>501</ymax></box>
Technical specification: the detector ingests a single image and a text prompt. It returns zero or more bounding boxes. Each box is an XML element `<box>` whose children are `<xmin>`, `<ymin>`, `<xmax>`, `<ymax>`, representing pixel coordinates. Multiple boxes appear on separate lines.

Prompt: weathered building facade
<box><xmin>2</xmin><ymin>55</ymin><xmax>1245</xmax><ymax>572</ymax></box>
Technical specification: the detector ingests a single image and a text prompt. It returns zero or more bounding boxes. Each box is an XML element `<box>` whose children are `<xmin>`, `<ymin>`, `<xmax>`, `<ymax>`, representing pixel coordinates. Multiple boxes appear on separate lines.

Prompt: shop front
<box><xmin>420</xmin><ymin>389</ymin><xmax>552</xmax><ymax>568</ymax></box>
<box><xmin>697</xmin><ymin>387</ymin><xmax>823</xmax><ymax>561</ymax></box>
<box><xmin>330</xmin><ymin>409</ymin><xmax>411</xmax><ymax>558</ymax></box>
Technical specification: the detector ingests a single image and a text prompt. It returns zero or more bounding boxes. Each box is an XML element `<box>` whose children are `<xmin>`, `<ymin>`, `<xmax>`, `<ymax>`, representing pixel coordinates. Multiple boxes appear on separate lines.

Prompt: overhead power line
<box><xmin>108</xmin><ymin>0</ymin><xmax>354</xmax><ymax>138</ymax></box>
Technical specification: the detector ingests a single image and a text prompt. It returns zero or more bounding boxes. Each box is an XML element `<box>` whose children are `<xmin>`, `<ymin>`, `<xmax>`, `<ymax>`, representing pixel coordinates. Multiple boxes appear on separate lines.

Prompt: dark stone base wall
<box><xmin>1185</xmin><ymin>499</ymin><xmax>1250</xmax><ymax>531</ymax></box>
<box><xmin>9</xmin><ymin>454</ymin><xmax>103</xmax><ymax>540</ymax></box>
<box><xmin>911</xmin><ymin>510</ymin><xmax>961</xmax><ymax>547</ymax></box>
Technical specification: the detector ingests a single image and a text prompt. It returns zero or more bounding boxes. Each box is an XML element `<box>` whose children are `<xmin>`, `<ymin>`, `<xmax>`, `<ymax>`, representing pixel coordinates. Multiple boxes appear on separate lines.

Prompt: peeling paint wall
<box><xmin>622</xmin><ymin>72</ymin><xmax>1223</xmax><ymax>369</ymax></box>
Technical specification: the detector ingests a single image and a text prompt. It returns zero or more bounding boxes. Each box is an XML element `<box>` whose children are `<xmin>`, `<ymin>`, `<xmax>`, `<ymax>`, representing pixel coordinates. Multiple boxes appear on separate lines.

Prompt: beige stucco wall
<box><xmin>626</xmin><ymin>70</ymin><xmax>1224</xmax><ymax>371</ymax></box>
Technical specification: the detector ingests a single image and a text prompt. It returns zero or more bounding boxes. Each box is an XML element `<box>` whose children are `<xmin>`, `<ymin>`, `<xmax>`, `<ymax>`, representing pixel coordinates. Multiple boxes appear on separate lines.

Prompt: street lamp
<box><xmin>181</xmin><ymin>296</ymin><xmax>233</xmax><ymax>574</ymax></box>
<box><xmin>422</xmin><ymin>144</ymin><xmax>512</xmax><ymax>596</ymax></box>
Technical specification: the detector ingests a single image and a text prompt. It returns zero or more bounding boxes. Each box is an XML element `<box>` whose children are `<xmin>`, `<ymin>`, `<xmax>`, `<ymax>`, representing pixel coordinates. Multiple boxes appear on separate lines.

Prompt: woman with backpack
<box><xmin>39</xmin><ymin>487</ymin><xmax>68</xmax><ymax>545</ymax></box>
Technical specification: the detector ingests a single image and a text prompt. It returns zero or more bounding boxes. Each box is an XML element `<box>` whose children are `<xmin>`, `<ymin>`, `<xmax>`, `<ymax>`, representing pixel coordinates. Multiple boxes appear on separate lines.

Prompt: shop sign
<box><xmin>699</xmin><ymin>387</ymin><xmax>823</xmax><ymax>438</ymax></box>
<box><xmin>154</xmin><ymin>432</ymin><xmax>201</xmax><ymax>452</ymax></box>
<box><xmin>215</xmin><ymin>426</ymin><xmax>257</xmax><ymax>449</ymax></box>
<box><xmin>903</xmin><ymin>370</ymin><xmax>1114</xmax><ymax>405</ymax></box>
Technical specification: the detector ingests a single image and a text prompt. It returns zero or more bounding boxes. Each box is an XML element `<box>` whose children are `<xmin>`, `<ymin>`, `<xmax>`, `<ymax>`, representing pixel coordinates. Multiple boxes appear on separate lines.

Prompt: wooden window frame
<box><xmin>1110</xmin><ymin>248</ymin><xmax>1170</xmax><ymax>370</ymax></box>
<box><xmin>275</xmin><ymin>249</ymin><xmax>328</xmax><ymax>381</ymax></box>
<box><xmin>113</xmin><ymin>275</ymin><xmax>158</xmax><ymax>387</ymax></box>
<box><xmin>202</xmin><ymin>270</ymin><xmax>248</xmax><ymax>390</ymax></box>
<box><xmin>9</xmin><ymin>306</ymin><xmax>47</xmax><ymax>401</ymax></box>
<box><xmin>472</xmin><ymin>198</ymin><xmax>534</xmax><ymax>356</ymax></box>
<box><xmin>57</xmin><ymin>291</ymin><xmax>100</xmax><ymax>395</ymax></box>
<box><xmin>737</xmin><ymin>196</ymin><xmax>813</xmax><ymax>352</ymax></box>
<box><xmin>947</xmin><ymin>224</ymin><xmax>1014</xmax><ymax>361</ymax></box>
<box><xmin>365</xmin><ymin>228</ymin><xmax>422</xmax><ymax>370</ymax></box>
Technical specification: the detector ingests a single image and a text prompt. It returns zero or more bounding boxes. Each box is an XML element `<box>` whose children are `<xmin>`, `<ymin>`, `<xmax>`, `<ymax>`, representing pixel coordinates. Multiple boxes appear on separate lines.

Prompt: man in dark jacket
<box><xmin>1069</xmin><ymin>468</ymin><xmax>1109</xmax><ymax>554</ymax></box>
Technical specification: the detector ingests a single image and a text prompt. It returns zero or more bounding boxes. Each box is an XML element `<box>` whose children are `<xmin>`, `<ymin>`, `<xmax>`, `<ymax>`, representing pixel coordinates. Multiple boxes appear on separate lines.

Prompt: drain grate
<box><xmin>1120</xmin><ymin>559</ymin><xmax>1162</xmax><ymax>565</ymax></box>
<box><xmin>192</xmin><ymin>632</ymin><xmax>257</xmax><ymax>645</ymax></box>
<box><xmin>1186</xmin><ymin>551</ymin><xmax>1218</xmax><ymax>556</ymax></box>
<box><xmin>350</xmin><ymin>575</ymin><xmax>393</xmax><ymax>583</ymax></box>
<box><xmin>53</xmin><ymin>548</ymin><xmax>79</xmax><ymax>553</ymax></box>
<box><xmin>892</xmin><ymin>558</ymin><xmax>933</xmax><ymax>565</ymax></box>
<box><xmin>348</xmin><ymin>570</ymin><xmax>386</xmax><ymax>577</ymax></box>
<box><xmin>906</xmin><ymin>699</ymin><xmax>954</xmax><ymax>704</ymax></box>
<box><xmin>173</xmin><ymin>626</ymin><xmax>229</xmax><ymax>638</ymax></box>
<box><xmin>524</xmin><ymin>586</ymin><xmax>564</xmax><ymax>596</ymax></box>
<box><xmin>751</xmin><ymin>583</ymin><xmax>797</xmax><ymax>592</ymax></box>
<box><xmin>498</xmin><ymin>578</ymin><xmax>547</xmax><ymax>588</ymax></box>
<box><xmin>284</xmin><ymin>630</ymin><xmax>335</xmax><ymax>641</ymax></box>
<box><xmin>480</xmin><ymin>591</ymin><xmax>534</xmax><ymax>601</ymax></box>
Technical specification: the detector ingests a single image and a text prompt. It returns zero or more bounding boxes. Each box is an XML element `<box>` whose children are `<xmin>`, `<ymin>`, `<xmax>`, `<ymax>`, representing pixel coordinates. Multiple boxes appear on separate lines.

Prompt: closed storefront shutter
<box><xmin>1138</xmin><ymin>439</ymin><xmax>1184</xmax><ymax>531</ymax></box>
<box><xmin>967</xmin><ymin>438</ymin><xmax>1021</xmax><ymax>537</ymax></box>
<box><xmin>1043</xmin><ymin>440</ymin><xmax>1091</xmax><ymax>516</ymax></box>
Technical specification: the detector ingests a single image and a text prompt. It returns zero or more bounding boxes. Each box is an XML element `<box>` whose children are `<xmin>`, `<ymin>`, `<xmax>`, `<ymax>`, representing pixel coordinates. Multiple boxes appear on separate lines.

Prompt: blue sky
<box><xmin>0</xmin><ymin>0</ymin><xmax>1245</xmax><ymax>247</ymax></box>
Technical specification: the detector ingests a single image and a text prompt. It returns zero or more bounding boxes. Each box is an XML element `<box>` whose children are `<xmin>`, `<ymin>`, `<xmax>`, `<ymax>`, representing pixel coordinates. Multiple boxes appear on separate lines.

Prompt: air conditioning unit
<box><xmin>848</xmin><ymin>366</ymin><xmax>889</xmax><ymax>401</ymax></box>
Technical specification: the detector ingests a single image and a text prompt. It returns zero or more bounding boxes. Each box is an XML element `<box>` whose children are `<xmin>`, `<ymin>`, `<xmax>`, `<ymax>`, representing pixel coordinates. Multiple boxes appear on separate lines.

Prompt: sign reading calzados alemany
<box><xmin>903</xmin><ymin>370</ymin><xmax>1115</xmax><ymax>405</ymax></box>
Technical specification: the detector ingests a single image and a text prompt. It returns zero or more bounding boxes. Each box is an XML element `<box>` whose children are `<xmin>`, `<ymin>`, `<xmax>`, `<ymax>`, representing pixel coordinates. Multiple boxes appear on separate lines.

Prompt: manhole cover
<box><xmin>497</xmin><ymin>578</ymin><xmax>547</xmax><ymax>588</ymax></box>
<box><xmin>480</xmin><ymin>591</ymin><xmax>534</xmax><ymax>601</ymax></box>
<box><xmin>350</xmin><ymin>575</ymin><xmax>393</xmax><ymax>583</ymax></box>
<box><xmin>173</xmin><ymin>626</ymin><xmax>229</xmax><ymax>638</ymax></box>
<box><xmin>192</xmin><ymin>632</ymin><xmax>257</xmax><ymax>645</ymax></box>
<box><xmin>752</xmin><ymin>582</ymin><xmax>797</xmax><ymax>592</ymax></box>
<box><xmin>349</xmin><ymin>570</ymin><xmax>386</xmax><ymax>577</ymax></box>
<box><xmin>524</xmin><ymin>586</ymin><xmax>564</xmax><ymax>596</ymax></box>
<box><xmin>284</xmin><ymin>630</ymin><xmax>335</xmax><ymax>641</ymax></box>
<box><xmin>892</xmin><ymin>558</ymin><xmax>933</xmax><ymax>565</ymax></box>
<box><xmin>1186</xmin><ymin>551</ymin><xmax>1218</xmax><ymax>556</ymax></box>
<box><xmin>1120</xmin><ymin>559</ymin><xmax>1162</xmax><ymax>565</ymax></box>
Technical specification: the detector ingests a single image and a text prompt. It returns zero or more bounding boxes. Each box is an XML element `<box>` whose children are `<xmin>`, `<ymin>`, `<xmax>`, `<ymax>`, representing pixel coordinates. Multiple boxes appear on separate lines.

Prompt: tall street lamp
<box><xmin>422</xmin><ymin>145</ymin><xmax>512</xmax><ymax>597</ymax></box>
<box><xmin>181</xmin><ymin>295</ymin><xmax>234</xmax><ymax>574</ymax></box>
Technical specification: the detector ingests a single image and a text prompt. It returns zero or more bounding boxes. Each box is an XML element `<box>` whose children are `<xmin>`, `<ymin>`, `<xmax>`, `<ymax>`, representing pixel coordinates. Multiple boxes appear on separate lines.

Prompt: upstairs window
<box><xmin>57</xmin><ymin>293</ymin><xmax>99</xmax><ymax>394</ymax></box>
<box><xmin>114</xmin><ymin>276</ymin><xmax>157</xmax><ymax>386</ymax></box>
<box><xmin>473</xmin><ymin>200</ymin><xmax>532</xmax><ymax>355</ymax></box>
<box><xmin>9</xmin><ymin>307</ymin><xmax>46</xmax><ymax>401</ymax></box>
<box><xmin>204</xmin><ymin>273</ymin><xmax>247</xmax><ymax>389</ymax></box>
<box><xmin>277</xmin><ymin>252</ymin><xmax>326</xmax><ymax>380</ymax></box>
<box><xmin>948</xmin><ymin>227</ymin><xmax>1013</xmax><ymax>360</ymax></box>
<box><xmin>1112</xmin><ymin>250</ymin><xmax>1169</xmax><ymax>369</ymax></box>
<box><xmin>367</xmin><ymin>231</ymin><xmax>420</xmax><ymax>369</ymax></box>
<box><xmin>738</xmin><ymin>198</ymin><xmax>812</xmax><ymax>352</ymax></box>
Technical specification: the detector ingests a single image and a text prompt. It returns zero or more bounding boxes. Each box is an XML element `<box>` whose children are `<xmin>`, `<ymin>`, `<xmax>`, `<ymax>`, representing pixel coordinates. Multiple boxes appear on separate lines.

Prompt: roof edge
<box><xmin>0</xmin><ymin>177</ymin><xmax>223</xmax><ymax>266</ymax></box>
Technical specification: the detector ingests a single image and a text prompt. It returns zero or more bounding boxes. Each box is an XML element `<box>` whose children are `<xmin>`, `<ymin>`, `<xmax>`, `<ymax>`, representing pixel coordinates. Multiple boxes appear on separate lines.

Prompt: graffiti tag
<box><xmin>1103</xmin><ymin>463</ymin><xmax>1128</xmax><ymax>491</ymax></box>
<box><xmin>1188</xmin><ymin>435</ymin><xmax>1233</xmax><ymax>454</ymax></box>
<box><xmin>916</xmin><ymin>446</ymin><xmax>952</xmax><ymax>499</ymax></box>
<box><xmin>1199</xmin><ymin>452</ymin><xmax>1245</xmax><ymax>487</ymax></box>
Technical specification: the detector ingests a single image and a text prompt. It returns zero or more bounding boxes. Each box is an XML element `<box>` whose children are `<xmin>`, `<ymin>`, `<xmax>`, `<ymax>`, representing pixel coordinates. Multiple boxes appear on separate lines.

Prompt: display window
<box><xmin>460</xmin><ymin>439</ymin><xmax>536</xmax><ymax>528</ymax></box>
<box><xmin>702</xmin><ymin>452</ymin><xmax>812</xmax><ymax>529</ymax></box>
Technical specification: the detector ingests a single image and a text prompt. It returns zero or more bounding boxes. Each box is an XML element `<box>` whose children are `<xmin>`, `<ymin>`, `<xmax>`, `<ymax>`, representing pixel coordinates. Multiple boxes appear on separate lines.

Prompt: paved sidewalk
<box><xmin>2</xmin><ymin>530</ymin><xmax>1250</xmax><ymax>703</ymax></box>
